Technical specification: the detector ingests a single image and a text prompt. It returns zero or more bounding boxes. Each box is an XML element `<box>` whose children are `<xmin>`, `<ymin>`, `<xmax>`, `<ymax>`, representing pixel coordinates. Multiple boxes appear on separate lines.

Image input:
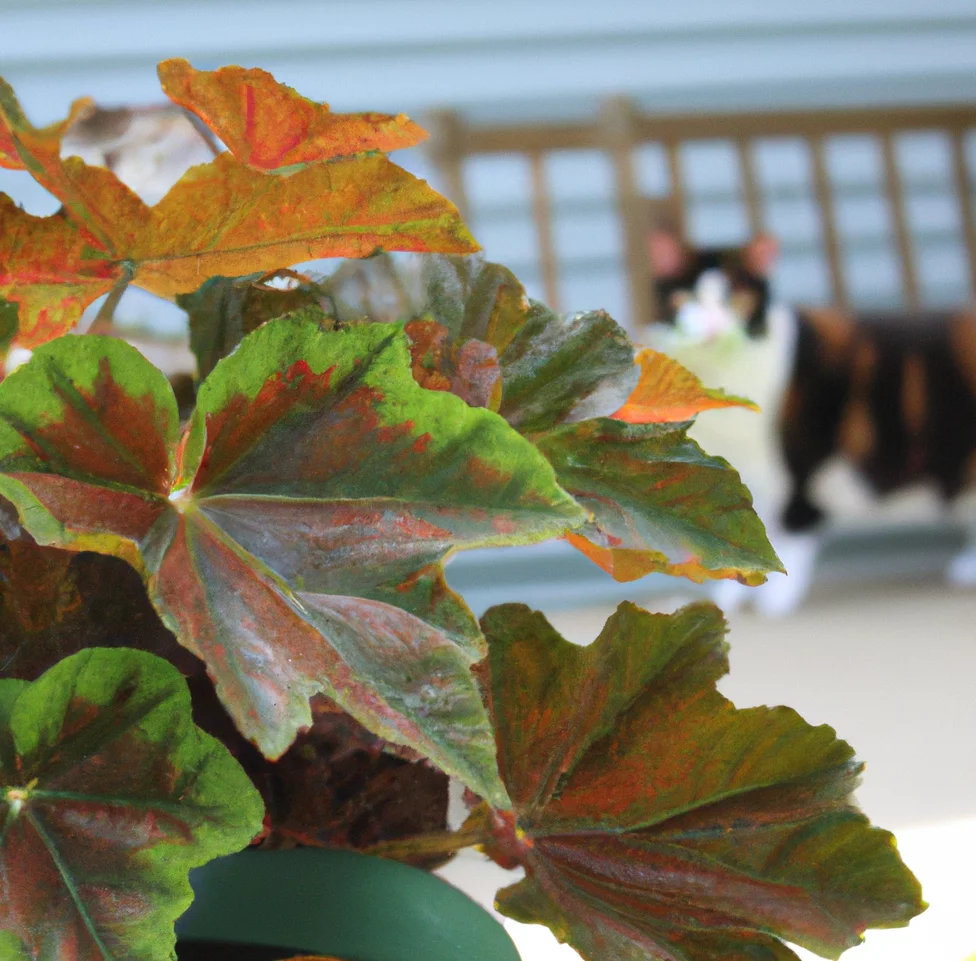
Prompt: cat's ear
<box><xmin>744</xmin><ymin>234</ymin><xmax>780</xmax><ymax>276</ymax></box>
<box><xmin>647</xmin><ymin>229</ymin><xmax>688</xmax><ymax>278</ymax></box>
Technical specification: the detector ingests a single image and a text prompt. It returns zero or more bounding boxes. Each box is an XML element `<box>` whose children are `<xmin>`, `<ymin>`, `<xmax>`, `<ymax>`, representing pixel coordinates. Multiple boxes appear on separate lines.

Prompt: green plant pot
<box><xmin>175</xmin><ymin>847</ymin><xmax>521</xmax><ymax>961</ymax></box>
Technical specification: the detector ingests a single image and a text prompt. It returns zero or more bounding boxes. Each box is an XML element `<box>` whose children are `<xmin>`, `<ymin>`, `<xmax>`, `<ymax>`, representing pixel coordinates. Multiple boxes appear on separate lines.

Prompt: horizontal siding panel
<box><xmin>2</xmin><ymin>4</ymin><xmax>976</xmax><ymax>121</ymax></box>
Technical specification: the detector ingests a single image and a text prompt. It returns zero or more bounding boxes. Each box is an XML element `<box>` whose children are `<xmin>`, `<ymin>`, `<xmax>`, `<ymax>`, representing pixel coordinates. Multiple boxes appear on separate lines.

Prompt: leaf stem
<box><xmin>27</xmin><ymin>809</ymin><xmax>117</xmax><ymax>959</ymax></box>
<box><xmin>88</xmin><ymin>276</ymin><xmax>130</xmax><ymax>335</ymax></box>
<box><xmin>360</xmin><ymin>820</ymin><xmax>492</xmax><ymax>862</ymax></box>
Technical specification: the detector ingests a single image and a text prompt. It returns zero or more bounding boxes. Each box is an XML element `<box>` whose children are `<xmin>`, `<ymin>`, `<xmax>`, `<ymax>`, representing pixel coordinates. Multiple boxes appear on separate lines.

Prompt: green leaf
<box><xmin>409</xmin><ymin>255</ymin><xmax>529</xmax><ymax>355</ymax></box>
<box><xmin>0</xmin><ymin>299</ymin><xmax>17</xmax><ymax>362</ymax></box>
<box><xmin>0</xmin><ymin>319</ymin><xmax>584</xmax><ymax>804</ymax></box>
<box><xmin>0</xmin><ymin>647</ymin><xmax>264</xmax><ymax>961</ymax></box>
<box><xmin>496</xmin><ymin>305</ymin><xmax>638</xmax><ymax>435</ymax></box>
<box><xmin>479</xmin><ymin>602</ymin><xmax>925</xmax><ymax>961</ymax></box>
<box><xmin>537</xmin><ymin>418</ymin><xmax>782</xmax><ymax>585</ymax></box>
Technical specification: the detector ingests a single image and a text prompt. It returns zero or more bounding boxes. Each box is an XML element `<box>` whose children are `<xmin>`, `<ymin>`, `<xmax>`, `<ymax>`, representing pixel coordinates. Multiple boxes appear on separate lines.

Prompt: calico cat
<box><xmin>644</xmin><ymin>228</ymin><xmax>976</xmax><ymax>615</ymax></box>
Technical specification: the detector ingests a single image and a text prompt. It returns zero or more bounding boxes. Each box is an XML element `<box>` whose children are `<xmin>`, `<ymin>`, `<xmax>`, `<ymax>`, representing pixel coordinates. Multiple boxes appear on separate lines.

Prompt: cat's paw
<box><xmin>947</xmin><ymin>545</ymin><xmax>976</xmax><ymax>587</ymax></box>
<box><xmin>710</xmin><ymin>578</ymin><xmax>751</xmax><ymax>615</ymax></box>
<box><xmin>752</xmin><ymin>531</ymin><xmax>820</xmax><ymax>617</ymax></box>
<box><xmin>753</xmin><ymin>573</ymin><xmax>808</xmax><ymax>618</ymax></box>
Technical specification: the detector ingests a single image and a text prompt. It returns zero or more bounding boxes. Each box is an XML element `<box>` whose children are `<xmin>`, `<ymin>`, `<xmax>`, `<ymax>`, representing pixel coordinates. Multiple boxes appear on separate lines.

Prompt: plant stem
<box><xmin>361</xmin><ymin>821</ymin><xmax>491</xmax><ymax>861</ymax></box>
<box><xmin>88</xmin><ymin>277</ymin><xmax>129</xmax><ymax>335</ymax></box>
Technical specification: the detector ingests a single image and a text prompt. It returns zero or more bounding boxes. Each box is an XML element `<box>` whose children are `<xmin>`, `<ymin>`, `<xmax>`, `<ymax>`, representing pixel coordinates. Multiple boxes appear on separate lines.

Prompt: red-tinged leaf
<box><xmin>0</xmin><ymin>80</ymin><xmax>143</xmax><ymax>251</ymax></box>
<box><xmin>0</xmin><ymin>647</ymin><xmax>264</xmax><ymax>961</ymax></box>
<box><xmin>319</xmin><ymin>253</ymin><xmax>639</xmax><ymax>426</ymax></box>
<box><xmin>0</xmin><ymin>73</ymin><xmax>476</xmax><ymax>348</ymax></box>
<box><xmin>479</xmin><ymin>602</ymin><xmax>925</xmax><ymax>961</ymax></box>
<box><xmin>405</xmin><ymin>317</ymin><xmax>502</xmax><ymax>408</ymax></box>
<box><xmin>159</xmin><ymin>59</ymin><xmax>426</xmax><ymax>171</ymax></box>
<box><xmin>0</xmin><ymin>318</ymin><xmax>585</xmax><ymax>803</ymax></box>
<box><xmin>133</xmin><ymin>152</ymin><xmax>477</xmax><ymax>298</ymax></box>
<box><xmin>0</xmin><ymin>196</ymin><xmax>119</xmax><ymax>348</ymax></box>
<box><xmin>538</xmin><ymin>418</ymin><xmax>781</xmax><ymax>585</ymax></box>
<box><xmin>614</xmin><ymin>349</ymin><xmax>758</xmax><ymax>424</ymax></box>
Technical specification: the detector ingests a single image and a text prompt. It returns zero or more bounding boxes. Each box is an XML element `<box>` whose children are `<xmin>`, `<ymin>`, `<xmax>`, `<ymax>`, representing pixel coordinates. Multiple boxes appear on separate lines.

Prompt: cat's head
<box><xmin>647</xmin><ymin>229</ymin><xmax>779</xmax><ymax>341</ymax></box>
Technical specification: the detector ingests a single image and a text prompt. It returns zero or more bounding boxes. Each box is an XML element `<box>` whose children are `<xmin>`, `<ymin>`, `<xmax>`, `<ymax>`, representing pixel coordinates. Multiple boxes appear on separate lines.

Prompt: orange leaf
<box><xmin>0</xmin><ymin>79</ymin><xmax>476</xmax><ymax>348</ymax></box>
<box><xmin>613</xmin><ymin>348</ymin><xmax>758</xmax><ymax>424</ymax></box>
<box><xmin>132</xmin><ymin>151</ymin><xmax>476</xmax><ymax>298</ymax></box>
<box><xmin>159</xmin><ymin>58</ymin><xmax>426</xmax><ymax>171</ymax></box>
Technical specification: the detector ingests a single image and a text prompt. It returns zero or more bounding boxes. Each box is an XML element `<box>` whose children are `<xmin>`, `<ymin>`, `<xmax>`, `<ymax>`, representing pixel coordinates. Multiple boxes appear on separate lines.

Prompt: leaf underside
<box><xmin>479</xmin><ymin>602</ymin><xmax>925</xmax><ymax>961</ymax></box>
<box><xmin>613</xmin><ymin>348</ymin><xmax>759</xmax><ymax>424</ymax></box>
<box><xmin>538</xmin><ymin>418</ymin><xmax>782</xmax><ymax>584</ymax></box>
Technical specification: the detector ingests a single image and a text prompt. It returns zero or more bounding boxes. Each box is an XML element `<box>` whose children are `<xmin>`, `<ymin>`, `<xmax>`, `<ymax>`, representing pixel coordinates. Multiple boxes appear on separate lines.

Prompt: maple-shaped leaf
<box><xmin>613</xmin><ymin>349</ymin><xmax>758</xmax><ymax>424</ymax></box>
<box><xmin>0</xmin><ymin>74</ymin><xmax>476</xmax><ymax>349</ymax></box>
<box><xmin>538</xmin><ymin>418</ymin><xmax>781</xmax><ymax>584</ymax></box>
<box><xmin>0</xmin><ymin>647</ymin><xmax>264</xmax><ymax>961</ymax></box>
<box><xmin>479</xmin><ymin>602</ymin><xmax>925</xmax><ymax>961</ymax></box>
<box><xmin>0</xmin><ymin>317</ymin><xmax>584</xmax><ymax>802</ymax></box>
<box><xmin>159</xmin><ymin>59</ymin><xmax>426</xmax><ymax>171</ymax></box>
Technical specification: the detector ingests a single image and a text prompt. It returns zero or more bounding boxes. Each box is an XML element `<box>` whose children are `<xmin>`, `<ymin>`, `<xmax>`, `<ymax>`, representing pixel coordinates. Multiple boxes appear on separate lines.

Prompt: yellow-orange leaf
<box><xmin>134</xmin><ymin>151</ymin><xmax>476</xmax><ymax>297</ymax></box>
<box><xmin>159</xmin><ymin>58</ymin><xmax>426</xmax><ymax>171</ymax></box>
<box><xmin>1</xmin><ymin>147</ymin><xmax>476</xmax><ymax>346</ymax></box>
<box><xmin>0</xmin><ymin>67</ymin><xmax>475</xmax><ymax>348</ymax></box>
<box><xmin>566</xmin><ymin>530</ymin><xmax>769</xmax><ymax>586</ymax></box>
<box><xmin>0</xmin><ymin>81</ymin><xmax>132</xmax><ymax>248</ymax></box>
<box><xmin>613</xmin><ymin>348</ymin><xmax>758</xmax><ymax>424</ymax></box>
<box><xmin>0</xmin><ymin>83</ymin><xmax>92</xmax><ymax>172</ymax></box>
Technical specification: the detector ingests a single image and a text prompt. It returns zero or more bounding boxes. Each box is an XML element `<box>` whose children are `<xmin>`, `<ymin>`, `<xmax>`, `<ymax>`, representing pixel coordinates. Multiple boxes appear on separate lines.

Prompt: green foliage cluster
<box><xmin>0</xmin><ymin>61</ymin><xmax>923</xmax><ymax>961</ymax></box>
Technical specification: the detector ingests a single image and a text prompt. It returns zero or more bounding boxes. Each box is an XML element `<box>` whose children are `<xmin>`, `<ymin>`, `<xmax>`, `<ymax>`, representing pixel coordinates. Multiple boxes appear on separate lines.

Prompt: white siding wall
<box><xmin>3</xmin><ymin>0</ymin><xmax>976</xmax><ymax>327</ymax></box>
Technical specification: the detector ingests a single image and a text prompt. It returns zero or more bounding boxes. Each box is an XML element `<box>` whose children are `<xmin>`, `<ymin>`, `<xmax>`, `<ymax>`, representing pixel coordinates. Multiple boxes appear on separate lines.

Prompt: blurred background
<box><xmin>2</xmin><ymin>2</ymin><xmax>975</xmax><ymax>958</ymax></box>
